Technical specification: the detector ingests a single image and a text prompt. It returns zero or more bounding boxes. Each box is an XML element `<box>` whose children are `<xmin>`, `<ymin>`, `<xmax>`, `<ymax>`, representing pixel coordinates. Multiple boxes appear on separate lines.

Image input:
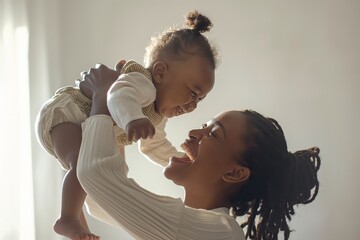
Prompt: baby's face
<box><xmin>154</xmin><ymin>55</ymin><xmax>215</xmax><ymax>118</ymax></box>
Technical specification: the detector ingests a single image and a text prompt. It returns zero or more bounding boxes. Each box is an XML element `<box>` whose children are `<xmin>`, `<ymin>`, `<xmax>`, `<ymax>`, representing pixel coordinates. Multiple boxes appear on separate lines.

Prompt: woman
<box><xmin>77</xmin><ymin>62</ymin><xmax>320</xmax><ymax>240</ymax></box>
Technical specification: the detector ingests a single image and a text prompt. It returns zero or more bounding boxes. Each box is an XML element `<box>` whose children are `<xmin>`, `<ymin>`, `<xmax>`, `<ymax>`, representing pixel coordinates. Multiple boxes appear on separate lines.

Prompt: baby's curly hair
<box><xmin>144</xmin><ymin>10</ymin><xmax>218</xmax><ymax>68</ymax></box>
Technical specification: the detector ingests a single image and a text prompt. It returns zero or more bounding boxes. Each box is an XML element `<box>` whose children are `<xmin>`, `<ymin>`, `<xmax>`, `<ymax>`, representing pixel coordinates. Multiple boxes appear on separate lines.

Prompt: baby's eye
<box><xmin>190</xmin><ymin>90</ymin><xmax>197</xmax><ymax>98</ymax></box>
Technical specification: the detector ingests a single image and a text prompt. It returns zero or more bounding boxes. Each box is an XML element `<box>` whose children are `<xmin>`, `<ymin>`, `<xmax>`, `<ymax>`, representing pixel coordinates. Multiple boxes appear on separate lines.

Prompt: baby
<box><xmin>35</xmin><ymin>10</ymin><xmax>218</xmax><ymax>240</ymax></box>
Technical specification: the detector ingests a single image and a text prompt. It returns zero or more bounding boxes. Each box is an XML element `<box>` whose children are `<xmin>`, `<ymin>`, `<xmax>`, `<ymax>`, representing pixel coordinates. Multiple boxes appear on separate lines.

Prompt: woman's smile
<box><xmin>181</xmin><ymin>141</ymin><xmax>197</xmax><ymax>161</ymax></box>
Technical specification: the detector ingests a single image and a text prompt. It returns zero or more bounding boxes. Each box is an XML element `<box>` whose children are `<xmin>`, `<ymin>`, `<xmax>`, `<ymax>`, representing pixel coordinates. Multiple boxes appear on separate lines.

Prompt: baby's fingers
<box><xmin>148</xmin><ymin>125</ymin><xmax>155</xmax><ymax>139</ymax></box>
<box><xmin>128</xmin><ymin>129</ymin><xmax>141</xmax><ymax>142</ymax></box>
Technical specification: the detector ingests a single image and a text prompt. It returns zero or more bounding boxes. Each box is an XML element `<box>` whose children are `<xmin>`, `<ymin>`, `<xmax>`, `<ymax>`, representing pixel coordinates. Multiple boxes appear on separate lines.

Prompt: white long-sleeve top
<box><xmin>77</xmin><ymin>115</ymin><xmax>245</xmax><ymax>240</ymax></box>
<box><xmin>107</xmin><ymin>62</ymin><xmax>183</xmax><ymax>167</ymax></box>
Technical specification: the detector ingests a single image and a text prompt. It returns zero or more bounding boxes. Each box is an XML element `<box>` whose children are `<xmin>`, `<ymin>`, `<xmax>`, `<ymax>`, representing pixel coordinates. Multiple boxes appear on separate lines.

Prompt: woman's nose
<box><xmin>188</xmin><ymin>128</ymin><xmax>204</xmax><ymax>140</ymax></box>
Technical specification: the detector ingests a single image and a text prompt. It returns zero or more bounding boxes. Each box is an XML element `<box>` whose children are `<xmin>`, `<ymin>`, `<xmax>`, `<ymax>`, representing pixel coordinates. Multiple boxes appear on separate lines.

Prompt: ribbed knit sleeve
<box><xmin>77</xmin><ymin>115</ymin><xmax>182</xmax><ymax>239</ymax></box>
<box><xmin>139</xmin><ymin>118</ymin><xmax>184</xmax><ymax>167</ymax></box>
<box><xmin>77</xmin><ymin>115</ymin><xmax>244</xmax><ymax>240</ymax></box>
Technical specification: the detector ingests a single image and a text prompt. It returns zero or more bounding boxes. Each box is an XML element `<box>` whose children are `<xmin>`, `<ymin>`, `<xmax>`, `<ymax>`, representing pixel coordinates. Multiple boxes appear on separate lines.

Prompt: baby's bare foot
<box><xmin>54</xmin><ymin>217</ymin><xmax>99</xmax><ymax>240</ymax></box>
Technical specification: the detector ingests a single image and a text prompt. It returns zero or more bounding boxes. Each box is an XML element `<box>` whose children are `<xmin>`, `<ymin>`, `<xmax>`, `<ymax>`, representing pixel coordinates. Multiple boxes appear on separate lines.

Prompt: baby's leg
<box><xmin>51</xmin><ymin>122</ymin><xmax>99</xmax><ymax>240</ymax></box>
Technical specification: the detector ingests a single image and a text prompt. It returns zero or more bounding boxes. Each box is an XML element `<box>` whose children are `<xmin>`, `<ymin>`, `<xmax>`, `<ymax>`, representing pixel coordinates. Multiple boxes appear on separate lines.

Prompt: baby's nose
<box><xmin>185</xmin><ymin>101</ymin><xmax>197</xmax><ymax>113</ymax></box>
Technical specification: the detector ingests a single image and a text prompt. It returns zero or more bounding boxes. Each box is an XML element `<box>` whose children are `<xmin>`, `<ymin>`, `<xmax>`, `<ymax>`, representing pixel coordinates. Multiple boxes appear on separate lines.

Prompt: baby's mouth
<box><xmin>176</xmin><ymin>106</ymin><xmax>187</xmax><ymax>116</ymax></box>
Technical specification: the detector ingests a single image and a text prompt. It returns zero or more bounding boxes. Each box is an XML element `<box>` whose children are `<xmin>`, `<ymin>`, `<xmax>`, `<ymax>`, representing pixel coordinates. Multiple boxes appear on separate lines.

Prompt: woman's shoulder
<box><xmin>178</xmin><ymin>206</ymin><xmax>245</xmax><ymax>240</ymax></box>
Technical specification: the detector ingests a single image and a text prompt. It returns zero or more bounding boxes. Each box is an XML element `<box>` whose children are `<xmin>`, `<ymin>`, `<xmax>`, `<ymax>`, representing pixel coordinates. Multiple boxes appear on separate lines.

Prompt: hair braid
<box><xmin>231</xmin><ymin>110</ymin><xmax>321</xmax><ymax>240</ymax></box>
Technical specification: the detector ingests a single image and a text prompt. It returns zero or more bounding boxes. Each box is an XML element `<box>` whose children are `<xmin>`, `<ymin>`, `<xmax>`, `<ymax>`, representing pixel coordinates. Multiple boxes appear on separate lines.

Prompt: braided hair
<box><xmin>231</xmin><ymin>110</ymin><xmax>321</xmax><ymax>240</ymax></box>
<box><xmin>144</xmin><ymin>10</ymin><xmax>218</xmax><ymax>68</ymax></box>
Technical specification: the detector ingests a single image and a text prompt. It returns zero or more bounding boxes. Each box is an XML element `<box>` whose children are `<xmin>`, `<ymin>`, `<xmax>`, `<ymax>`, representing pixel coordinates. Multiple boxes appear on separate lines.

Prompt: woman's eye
<box><xmin>201</xmin><ymin>123</ymin><xmax>207</xmax><ymax>129</ymax></box>
<box><xmin>208</xmin><ymin>131</ymin><xmax>216</xmax><ymax>137</ymax></box>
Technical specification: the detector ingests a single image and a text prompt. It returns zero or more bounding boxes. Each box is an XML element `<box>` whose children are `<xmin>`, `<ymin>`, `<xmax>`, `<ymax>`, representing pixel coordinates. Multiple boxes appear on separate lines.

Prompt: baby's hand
<box><xmin>126</xmin><ymin>118</ymin><xmax>155</xmax><ymax>142</ymax></box>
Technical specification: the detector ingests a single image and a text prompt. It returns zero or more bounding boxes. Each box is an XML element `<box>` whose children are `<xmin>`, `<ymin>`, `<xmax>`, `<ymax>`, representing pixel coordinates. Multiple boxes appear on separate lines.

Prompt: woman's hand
<box><xmin>78</xmin><ymin>60</ymin><xmax>125</xmax><ymax>99</ymax></box>
<box><xmin>78</xmin><ymin>60</ymin><xmax>126</xmax><ymax>116</ymax></box>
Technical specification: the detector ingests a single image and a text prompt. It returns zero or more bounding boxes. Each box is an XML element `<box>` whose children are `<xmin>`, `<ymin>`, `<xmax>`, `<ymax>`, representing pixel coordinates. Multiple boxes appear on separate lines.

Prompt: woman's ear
<box><xmin>152</xmin><ymin>61</ymin><xmax>167</xmax><ymax>84</ymax></box>
<box><xmin>222</xmin><ymin>165</ymin><xmax>250</xmax><ymax>183</ymax></box>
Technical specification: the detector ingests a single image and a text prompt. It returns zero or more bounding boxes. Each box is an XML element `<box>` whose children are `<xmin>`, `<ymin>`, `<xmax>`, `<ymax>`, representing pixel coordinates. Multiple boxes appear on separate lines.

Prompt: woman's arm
<box><xmin>76</xmin><ymin>64</ymin><xmax>183</xmax><ymax>239</ymax></box>
<box><xmin>77</xmin><ymin>115</ymin><xmax>184</xmax><ymax>239</ymax></box>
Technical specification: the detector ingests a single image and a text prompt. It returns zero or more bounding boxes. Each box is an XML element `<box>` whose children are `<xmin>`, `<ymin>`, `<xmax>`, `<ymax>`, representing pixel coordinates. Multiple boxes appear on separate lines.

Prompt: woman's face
<box><xmin>164</xmin><ymin>111</ymin><xmax>249</xmax><ymax>190</ymax></box>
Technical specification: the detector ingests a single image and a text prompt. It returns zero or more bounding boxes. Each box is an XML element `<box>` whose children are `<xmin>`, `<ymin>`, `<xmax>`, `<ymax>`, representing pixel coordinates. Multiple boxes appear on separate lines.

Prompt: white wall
<box><xmin>30</xmin><ymin>0</ymin><xmax>360</xmax><ymax>239</ymax></box>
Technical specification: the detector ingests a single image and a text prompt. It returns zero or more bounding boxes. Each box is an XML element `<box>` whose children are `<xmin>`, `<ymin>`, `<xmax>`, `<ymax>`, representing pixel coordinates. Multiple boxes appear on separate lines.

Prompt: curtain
<box><xmin>0</xmin><ymin>0</ymin><xmax>35</xmax><ymax>239</ymax></box>
<box><xmin>1</xmin><ymin>0</ymin><xmax>64</xmax><ymax>239</ymax></box>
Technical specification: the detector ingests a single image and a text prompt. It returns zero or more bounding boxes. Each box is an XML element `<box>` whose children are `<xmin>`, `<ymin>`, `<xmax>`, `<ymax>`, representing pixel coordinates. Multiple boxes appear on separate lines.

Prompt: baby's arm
<box><xmin>126</xmin><ymin>118</ymin><xmax>155</xmax><ymax>142</ymax></box>
<box><xmin>139</xmin><ymin>118</ymin><xmax>184</xmax><ymax>167</ymax></box>
<box><xmin>107</xmin><ymin>72</ymin><xmax>156</xmax><ymax>137</ymax></box>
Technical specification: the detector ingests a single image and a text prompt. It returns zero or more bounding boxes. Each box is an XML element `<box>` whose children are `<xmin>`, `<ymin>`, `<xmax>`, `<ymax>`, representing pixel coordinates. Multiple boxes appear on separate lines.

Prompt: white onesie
<box><xmin>35</xmin><ymin>60</ymin><xmax>182</xmax><ymax>169</ymax></box>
